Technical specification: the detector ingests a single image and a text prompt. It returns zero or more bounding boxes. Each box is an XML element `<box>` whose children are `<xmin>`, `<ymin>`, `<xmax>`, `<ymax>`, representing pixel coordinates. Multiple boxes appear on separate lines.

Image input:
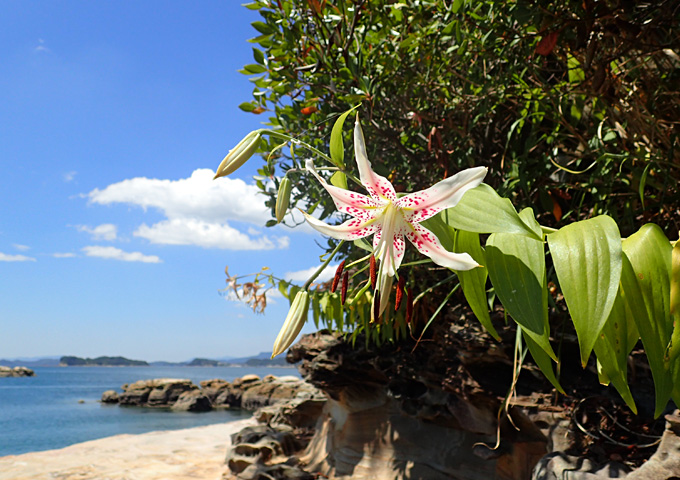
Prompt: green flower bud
<box><xmin>275</xmin><ymin>177</ymin><xmax>292</xmax><ymax>223</ymax></box>
<box><xmin>214</xmin><ymin>131</ymin><xmax>262</xmax><ymax>179</ymax></box>
<box><xmin>271</xmin><ymin>290</ymin><xmax>309</xmax><ymax>358</ymax></box>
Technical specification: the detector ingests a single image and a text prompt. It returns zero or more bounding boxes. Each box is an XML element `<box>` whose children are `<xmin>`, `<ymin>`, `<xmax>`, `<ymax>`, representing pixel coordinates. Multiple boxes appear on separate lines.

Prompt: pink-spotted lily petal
<box><xmin>301</xmin><ymin>210</ymin><xmax>379</xmax><ymax>241</ymax></box>
<box><xmin>405</xmin><ymin>223</ymin><xmax>479</xmax><ymax>270</ymax></box>
<box><xmin>306</xmin><ymin>159</ymin><xmax>382</xmax><ymax>222</ymax></box>
<box><xmin>396</xmin><ymin>166</ymin><xmax>487</xmax><ymax>224</ymax></box>
<box><xmin>354</xmin><ymin>118</ymin><xmax>397</xmax><ymax>203</ymax></box>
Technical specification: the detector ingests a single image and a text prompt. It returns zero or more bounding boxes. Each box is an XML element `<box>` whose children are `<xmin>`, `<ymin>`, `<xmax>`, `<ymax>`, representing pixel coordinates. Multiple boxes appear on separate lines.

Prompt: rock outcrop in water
<box><xmin>100</xmin><ymin>374</ymin><xmax>322</xmax><ymax>413</ymax></box>
<box><xmin>0</xmin><ymin>365</ymin><xmax>35</xmax><ymax>377</ymax></box>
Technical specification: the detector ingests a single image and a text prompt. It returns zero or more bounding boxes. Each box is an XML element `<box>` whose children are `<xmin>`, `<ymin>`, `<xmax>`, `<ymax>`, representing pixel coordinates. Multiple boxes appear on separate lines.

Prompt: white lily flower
<box><xmin>302</xmin><ymin>117</ymin><xmax>487</xmax><ymax>317</ymax></box>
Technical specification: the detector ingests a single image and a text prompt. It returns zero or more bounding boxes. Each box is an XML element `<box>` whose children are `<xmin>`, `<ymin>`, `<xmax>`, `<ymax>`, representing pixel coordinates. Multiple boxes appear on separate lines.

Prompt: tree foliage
<box><xmin>224</xmin><ymin>0</ymin><xmax>680</xmax><ymax>414</ymax></box>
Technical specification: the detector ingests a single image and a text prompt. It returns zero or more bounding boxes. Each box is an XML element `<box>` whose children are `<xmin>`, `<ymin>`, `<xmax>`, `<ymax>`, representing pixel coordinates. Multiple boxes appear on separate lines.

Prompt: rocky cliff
<box><xmin>223</xmin><ymin>316</ymin><xmax>676</xmax><ymax>480</ymax></box>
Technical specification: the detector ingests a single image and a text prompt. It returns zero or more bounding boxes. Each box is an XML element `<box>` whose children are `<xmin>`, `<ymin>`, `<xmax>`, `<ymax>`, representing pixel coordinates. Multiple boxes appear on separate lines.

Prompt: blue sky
<box><xmin>0</xmin><ymin>2</ymin><xmax>331</xmax><ymax>361</ymax></box>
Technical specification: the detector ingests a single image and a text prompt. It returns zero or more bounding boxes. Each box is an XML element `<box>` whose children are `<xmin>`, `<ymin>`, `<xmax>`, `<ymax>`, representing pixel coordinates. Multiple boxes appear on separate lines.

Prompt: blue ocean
<box><xmin>0</xmin><ymin>366</ymin><xmax>299</xmax><ymax>456</ymax></box>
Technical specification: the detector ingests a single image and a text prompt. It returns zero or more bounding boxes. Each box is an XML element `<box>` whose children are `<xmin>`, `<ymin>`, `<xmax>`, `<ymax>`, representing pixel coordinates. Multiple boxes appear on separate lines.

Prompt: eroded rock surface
<box><xmin>101</xmin><ymin>374</ymin><xmax>321</xmax><ymax>414</ymax></box>
<box><xmin>224</xmin><ymin>325</ymin><xmax>680</xmax><ymax>480</ymax></box>
<box><xmin>0</xmin><ymin>366</ymin><xmax>35</xmax><ymax>377</ymax></box>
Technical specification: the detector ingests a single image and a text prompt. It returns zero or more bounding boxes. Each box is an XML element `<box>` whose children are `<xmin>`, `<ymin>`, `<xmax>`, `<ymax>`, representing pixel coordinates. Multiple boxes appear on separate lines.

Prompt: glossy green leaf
<box><xmin>454</xmin><ymin>230</ymin><xmax>500</xmax><ymax>340</ymax></box>
<box><xmin>486</xmin><ymin>232</ymin><xmax>556</xmax><ymax>360</ymax></box>
<box><xmin>623</xmin><ymin>224</ymin><xmax>673</xmax><ymax>417</ymax></box>
<box><xmin>329</xmin><ymin>106</ymin><xmax>359</xmax><ymax>168</ymax></box>
<box><xmin>446</xmin><ymin>184</ymin><xmax>541</xmax><ymax>240</ymax></box>
<box><xmin>521</xmin><ymin>328</ymin><xmax>564</xmax><ymax>393</ymax></box>
<box><xmin>666</xmin><ymin>243</ymin><xmax>680</xmax><ymax>365</ymax></box>
<box><xmin>593</xmin><ymin>276</ymin><xmax>639</xmax><ymax>413</ymax></box>
<box><xmin>330</xmin><ymin>171</ymin><xmax>348</xmax><ymax>189</ymax></box>
<box><xmin>547</xmin><ymin>216</ymin><xmax>622</xmax><ymax>365</ymax></box>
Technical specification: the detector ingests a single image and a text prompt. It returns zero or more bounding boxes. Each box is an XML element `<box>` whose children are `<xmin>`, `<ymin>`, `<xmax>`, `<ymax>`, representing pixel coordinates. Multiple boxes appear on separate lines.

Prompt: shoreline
<box><xmin>0</xmin><ymin>417</ymin><xmax>256</xmax><ymax>480</ymax></box>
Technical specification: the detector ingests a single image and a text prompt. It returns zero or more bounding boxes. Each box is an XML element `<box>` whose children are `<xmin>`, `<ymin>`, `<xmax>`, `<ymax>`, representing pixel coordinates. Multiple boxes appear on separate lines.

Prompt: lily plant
<box><xmin>302</xmin><ymin>117</ymin><xmax>487</xmax><ymax>319</ymax></box>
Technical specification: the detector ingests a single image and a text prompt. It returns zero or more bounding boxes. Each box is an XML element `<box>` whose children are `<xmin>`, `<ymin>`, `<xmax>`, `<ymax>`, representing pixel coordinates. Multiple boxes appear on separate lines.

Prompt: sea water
<box><xmin>0</xmin><ymin>366</ymin><xmax>299</xmax><ymax>456</ymax></box>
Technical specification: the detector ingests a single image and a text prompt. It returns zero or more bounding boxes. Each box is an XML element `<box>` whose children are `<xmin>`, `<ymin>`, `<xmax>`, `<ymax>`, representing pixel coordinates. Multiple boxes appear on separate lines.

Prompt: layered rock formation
<box><xmin>223</xmin><ymin>323</ymin><xmax>676</xmax><ymax>480</ymax></box>
<box><xmin>0</xmin><ymin>365</ymin><xmax>35</xmax><ymax>377</ymax></box>
<box><xmin>100</xmin><ymin>374</ymin><xmax>322</xmax><ymax>413</ymax></box>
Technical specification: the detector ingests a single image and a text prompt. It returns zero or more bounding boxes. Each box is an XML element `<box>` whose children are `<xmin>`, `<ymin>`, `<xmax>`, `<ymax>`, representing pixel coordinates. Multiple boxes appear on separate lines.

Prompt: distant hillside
<box><xmin>0</xmin><ymin>357</ymin><xmax>60</xmax><ymax>367</ymax></box>
<box><xmin>244</xmin><ymin>356</ymin><xmax>288</xmax><ymax>367</ymax></box>
<box><xmin>60</xmin><ymin>356</ymin><xmax>149</xmax><ymax>367</ymax></box>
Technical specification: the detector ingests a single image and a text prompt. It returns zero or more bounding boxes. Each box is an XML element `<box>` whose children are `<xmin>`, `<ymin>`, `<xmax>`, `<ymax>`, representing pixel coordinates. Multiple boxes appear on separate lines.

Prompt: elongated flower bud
<box><xmin>214</xmin><ymin>130</ymin><xmax>262</xmax><ymax>179</ymax></box>
<box><xmin>406</xmin><ymin>288</ymin><xmax>414</xmax><ymax>325</ymax></box>
<box><xmin>331</xmin><ymin>260</ymin><xmax>345</xmax><ymax>293</ymax></box>
<box><xmin>369</xmin><ymin>255</ymin><xmax>377</xmax><ymax>290</ymax></box>
<box><xmin>371</xmin><ymin>288</ymin><xmax>381</xmax><ymax>324</ymax></box>
<box><xmin>341</xmin><ymin>271</ymin><xmax>349</xmax><ymax>305</ymax></box>
<box><xmin>275</xmin><ymin>177</ymin><xmax>292</xmax><ymax>223</ymax></box>
<box><xmin>271</xmin><ymin>290</ymin><xmax>310</xmax><ymax>358</ymax></box>
<box><xmin>395</xmin><ymin>275</ymin><xmax>406</xmax><ymax>311</ymax></box>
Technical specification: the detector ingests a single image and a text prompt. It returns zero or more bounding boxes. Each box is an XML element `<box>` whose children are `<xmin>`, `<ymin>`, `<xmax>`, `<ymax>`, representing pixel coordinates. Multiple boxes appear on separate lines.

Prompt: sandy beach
<box><xmin>0</xmin><ymin>417</ymin><xmax>256</xmax><ymax>480</ymax></box>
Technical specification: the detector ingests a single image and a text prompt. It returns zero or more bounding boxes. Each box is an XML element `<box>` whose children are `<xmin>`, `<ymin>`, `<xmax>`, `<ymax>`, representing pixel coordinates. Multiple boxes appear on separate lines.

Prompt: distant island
<box><xmin>59</xmin><ymin>356</ymin><xmax>149</xmax><ymax>367</ymax></box>
<box><xmin>2</xmin><ymin>352</ymin><xmax>292</xmax><ymax>368</ymax></box>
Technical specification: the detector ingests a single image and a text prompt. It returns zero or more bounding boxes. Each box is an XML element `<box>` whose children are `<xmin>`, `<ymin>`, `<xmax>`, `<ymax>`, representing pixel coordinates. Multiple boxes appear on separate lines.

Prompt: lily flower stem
<box><xmin>303</xmin><ymin>240</ymin><xmax>345</xmax><ymax>291</ymax></box>
<box><xmin>346</xmin><ymin>281</ymin><xmax>372</xmax><ymax>307</ymax></box>
<box><xmin>413</xmin><ymin>274</ymin><xmax>458</xmax><ymax>304</ymax></box>
<box><xmin>346</xmin><ymin>254</ymin><xmax>373</xmax><ymax>270</ymax></box>
<box><xmin>263</xmin><ymin>131</ymin><xmax>363</xmax><ymax>187</ymax></box>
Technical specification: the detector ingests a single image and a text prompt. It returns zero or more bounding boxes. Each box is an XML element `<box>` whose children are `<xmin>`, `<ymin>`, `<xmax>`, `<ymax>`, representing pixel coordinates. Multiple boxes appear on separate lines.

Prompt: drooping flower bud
<box><xmin>369</xmin><ymin>255</ymin><xmax>377</xmax><ymax>291</ymax></box>
<box><xmin>341</xmin><ymin>271</ymin><xmax>349</xmax><ymax>305</ymax></box>
<box><xmin>331</xmin><ymin>260</ymin><xmax>345</xmax><ymax>293</ymax></box>
<box><xmin>406</xmin><ymin>288</ymin><xmax>414</xmax><ymax>325</ymax></box>
<box><xmin>214</xmin><ymin>130</ymin><xmax>262</xmax><ymax>179</ymax></box>
<box><xmin>275</xmin><ymin>177</ymin><xmax>292</xmax><ymax>223</ymax></box>
<box><xmin>395</xmin><ymin>275</ymin><xmax>406</xmax><ymax>311</ymax></box>
<box><xmin>271</xmin><ymin>290</ymin><xmax>310</xmax><ymax>358</ymax></box>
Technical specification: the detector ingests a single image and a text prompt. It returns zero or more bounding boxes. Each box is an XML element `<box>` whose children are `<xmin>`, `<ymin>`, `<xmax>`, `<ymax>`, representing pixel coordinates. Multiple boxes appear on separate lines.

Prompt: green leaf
<box><xmin>518</xmin><ymin>207</ymin><xmax>543</xmax><ymax>238</ymax></box>
<box><xmin>547</xmin><ymin>216</ymin><xmax>622</xmax><ymax>366</ymax></box>
<box><xmin>251</xmin><ymin>21</ymin><xmax>273</xmax><ymax>35</ymax></box>
<box><xmin>623</xmin><ymin>224</ymin><xmax>673</xmax><ymax>417</ymax></box>
<box><xmin>330</xmin><ymin>171</ymin><xmax>348</xmax><ymax>189</ymax></box>
<box><xmin>521</xmin><ymin>328</ymin><xmax>564</xmax><ymax>393</ymax></box>
<box><xmin>243</xmin><ymin>63</ymin><xmax>267</xmax><ymax>74</ymax></box>
<box><xmin>667</xmin><ymin>243</ymin><xmax>680</xmax><ymax>364</ymax></box>
<box><xmin>238</xmin><ymin>102</ymin><xmax>256</xmax><ymax>112</ymax></box>
<box><xmin>593</xmin><ymin>283</ymin><xmax>638</xmax><ymax>413</ymax></box>
<box><xmin>446</xmin><ymin>184</ymin><xmax>542</xmax><ymax>240</ymax></box>
<box><xmin>353</xmin><ymin>237</ymin><xmax>373</xmax><ymax>253</ymax></box>
<box><xmin>252</xmin><ymin>47</ymin><xmax>265</xmax><ymax>65</ymax></box>
<box><xmin>454</xmin><ymin>230</ymin><xmax>500</xmax><ymax>340</ymax></box>
<box><xmin>329</xmin><ymin>105</ymin><xmax>360</xmax><ymax>168</ymax></box>
<box><xmin>452</xmin><ymin>0</ymin><xmax>465</xmax><ymax>13</ymax></box>
<box><xmin>486</xmin><ymin>232</ymin><xmax>556</xmax><ymax>360</ymax></box>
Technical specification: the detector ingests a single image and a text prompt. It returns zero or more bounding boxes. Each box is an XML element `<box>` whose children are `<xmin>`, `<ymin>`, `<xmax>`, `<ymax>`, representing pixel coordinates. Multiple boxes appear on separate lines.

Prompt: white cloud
<box><xmin>86</xmin><ymin>169</ymin><xmax>289</xmax><ymax>250</ymax></box>
<box><xmin>53</xmin><ymin>253</ymin><xmax>76</xmax><ymax>258</ymax></box>
<box><xmin>13</xmin><ymin>244</ymin><xmax>30</xmax><ymax>251</ymax></box>
<box><xmin>82</xmin><ymin>246</ymin><xmax>161</xmax><ymax>263</ymax></box>
<box><xmin>34</xmin><ymin>39</ymin><xmax>50</xmax><ymax>54</ymax></box>
<box><xmin>285</xmin><ymin>263</ymin><xmax>337</xmax><ymax>283</ymax></box>
<box><xmin>75</xmin><ymin>223</ymin><xmax>117</xmax><ymax>241</ymax></box>
<box><xmin>0</xmin><ymin>252</ymin><xmax>36</xmax><ymax>262</ymax></box>
<box><xmin>63</xmin><ymin>171</ymin><xmax>77</xmax><ymax>183</ymax></box>
<box><xmin>135</xmin><ymin>219</ymin><xmax>284</xmax><ymax>250</ymax></box>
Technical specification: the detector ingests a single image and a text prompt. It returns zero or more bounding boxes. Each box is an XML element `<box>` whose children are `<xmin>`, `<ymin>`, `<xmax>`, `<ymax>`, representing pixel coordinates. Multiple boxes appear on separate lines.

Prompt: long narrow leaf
<box><xmin>329</xmin><ymin>106</ymin><xmax>360</xmax><ymax>168</ymax></box>
<box><xmin>486</xmin><ymin>232</ymin><xmax>556</xmax><ymax>361</ymax></box>
<box><xmin>547</xmin><ymin>216</ymin><xmax>622</xmax><ymax>366</ymax></box>
<box><xmin>521</xmin><ymin>328</ymin><xmax>564</xmax><ymax>393</ymax></box>
<box><xmin>623</xmin><ymin>224</ymin><xmax>673</xmax><ymax>417</ymax></box>
<box><xmin>593</xmin><ymin>282</ymin><xmax>638</xmax><ymax>413</ymax></box>
<box><xmin>454</xmin><ymin>230</ymin><xmax>500</xmax><ymax>340</ymax></box>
